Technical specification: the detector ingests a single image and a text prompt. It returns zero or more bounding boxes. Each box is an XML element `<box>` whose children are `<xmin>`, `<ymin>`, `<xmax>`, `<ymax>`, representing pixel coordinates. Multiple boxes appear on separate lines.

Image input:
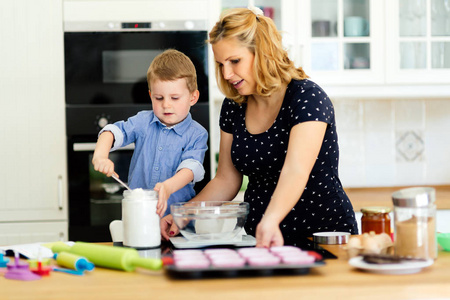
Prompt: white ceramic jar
<box><xmin>122</xmin><ymin>189</ymin><xmax>160</xmax><ymax>249</ymax></box>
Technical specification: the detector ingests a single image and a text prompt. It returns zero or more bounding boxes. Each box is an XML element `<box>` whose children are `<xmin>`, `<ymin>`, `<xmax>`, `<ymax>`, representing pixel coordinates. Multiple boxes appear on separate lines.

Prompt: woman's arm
<box><xmin>160</xmin><ymin>129</ymin><xmax>243</xmax><ymax>240</ymax></box>
<box><xmin>256</xmin><ymin>121</ymin><xmax>327</xmax><ymax>247</ymax></box>
<box><xmin>193</xmin><ymin>130</ymin><xmax>243</xmax><ymax>202</ymax></box>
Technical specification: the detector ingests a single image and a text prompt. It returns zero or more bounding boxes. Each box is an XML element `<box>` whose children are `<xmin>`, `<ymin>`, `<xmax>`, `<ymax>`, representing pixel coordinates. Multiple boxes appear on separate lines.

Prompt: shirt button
<box><xmin>155</xmin><ymin>167</ymin><xmax>159</xmax><ymax>171</ymax></box>
<box><xmin>158</xmin><ymin>147</ymin><xmax>163</xmax><ymax>151</ymax></box>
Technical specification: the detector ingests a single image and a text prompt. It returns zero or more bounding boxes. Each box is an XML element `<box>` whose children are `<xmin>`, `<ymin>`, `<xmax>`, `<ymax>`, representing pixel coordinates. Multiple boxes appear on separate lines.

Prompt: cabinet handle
<box><xmin>58</xmin><ymin>175</ymin><xmax>63</xmax><ymax>210</ymax></box>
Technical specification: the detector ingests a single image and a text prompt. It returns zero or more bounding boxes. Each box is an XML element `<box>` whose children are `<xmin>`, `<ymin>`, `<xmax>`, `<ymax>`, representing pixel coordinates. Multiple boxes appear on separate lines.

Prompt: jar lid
<box><xmin>392</xmin><ymin>187</ymin><xmax>435</xmax><ymax>207</ymax></box>
<box><xmin>361</xmin><ymin>206</ymin><xmax>392</xmax><ymax>214</ymax></box>
<box><xmin>313</xmin><ymin>232</ymin><xmax>350</xmax><ymax>244</ymax></box>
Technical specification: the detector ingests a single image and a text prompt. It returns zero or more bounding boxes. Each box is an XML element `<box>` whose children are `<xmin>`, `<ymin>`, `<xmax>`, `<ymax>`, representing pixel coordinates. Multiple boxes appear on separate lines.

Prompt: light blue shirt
<box><xmin>100</xmin><ymin>111</ymin><xmax>208</xmax><ymax>215</ymax></box>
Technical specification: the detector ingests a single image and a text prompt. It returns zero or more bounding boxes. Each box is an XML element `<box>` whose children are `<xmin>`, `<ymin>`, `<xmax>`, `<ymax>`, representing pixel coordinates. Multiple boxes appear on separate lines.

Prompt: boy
<box><xmin>92</xmin><ymin>49</ymin><xmax>208</xmax><ymax>217</ymax></box>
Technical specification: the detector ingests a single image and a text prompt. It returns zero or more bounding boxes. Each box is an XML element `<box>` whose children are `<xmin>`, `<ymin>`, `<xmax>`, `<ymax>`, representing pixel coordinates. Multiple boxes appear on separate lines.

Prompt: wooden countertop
<box><xmin>345</xmin><ymin>185</ymin><xmax>450</xmax><ymax>210</ymax></box>
<box><xmin>1</xmin><ymin>242</ymin><xmax>450</xmax><ymax>300</ymax></box>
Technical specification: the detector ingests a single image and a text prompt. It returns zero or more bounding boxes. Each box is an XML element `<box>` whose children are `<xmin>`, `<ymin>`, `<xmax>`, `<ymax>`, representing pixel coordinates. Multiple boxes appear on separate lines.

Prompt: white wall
<box><xmin>334</xmin><ymin>98</ymin><xmax>450</xmax><ymax>187</ymax></box>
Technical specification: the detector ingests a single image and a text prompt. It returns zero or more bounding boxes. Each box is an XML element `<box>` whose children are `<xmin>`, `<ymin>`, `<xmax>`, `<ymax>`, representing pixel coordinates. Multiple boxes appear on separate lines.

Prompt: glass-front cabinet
<box><xmin>386</xmin><ymin>0</ymin><xmax>450</xmax><ymax>83</ymax></box>
<box><xmin>299</xmin><ymin>0</ymin><xmax>384</xmax><ymax>85</ymax></box>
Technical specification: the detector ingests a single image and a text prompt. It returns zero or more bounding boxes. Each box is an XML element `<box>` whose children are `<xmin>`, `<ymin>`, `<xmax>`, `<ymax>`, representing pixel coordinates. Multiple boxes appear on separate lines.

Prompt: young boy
<box><xmin>92</xmin><ymin>49</ymin><xmax>208</xmax><ymax>217</ymax></box>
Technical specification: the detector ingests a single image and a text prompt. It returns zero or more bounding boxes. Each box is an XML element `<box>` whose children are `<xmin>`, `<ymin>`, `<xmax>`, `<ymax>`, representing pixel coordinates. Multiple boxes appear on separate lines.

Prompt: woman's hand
<box><xmin>255</xmin><ymin>217</ymin><xmax>284</xmax><ymax>248</ymax></box>
<box><xmin>160</xmin><ymin>214</ymin><xmax>179</xmax><ymax>241</ymax></box>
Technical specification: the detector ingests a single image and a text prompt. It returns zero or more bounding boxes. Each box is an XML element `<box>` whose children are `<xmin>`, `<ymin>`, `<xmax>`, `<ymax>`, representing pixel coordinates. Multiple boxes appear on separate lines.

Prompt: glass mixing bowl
<box><xmin>171</xmin><ymin>201</ymin><xmax>249</xmax><ymax>241</ymax></box>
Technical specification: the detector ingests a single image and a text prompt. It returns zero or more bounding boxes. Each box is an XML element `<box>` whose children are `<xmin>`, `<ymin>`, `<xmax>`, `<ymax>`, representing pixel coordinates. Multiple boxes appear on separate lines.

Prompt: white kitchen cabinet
<box><xmin>385</xmin><ymin>0</ymin><xmax>450</xmax><ymax>84</ymax></box>
<box><xmin>298</xmin><ymin>0</ymin><xmax>450</xmax><ymax>94</ymax></box>
<box><xmin>0</xmin><ymin>0</ymin><xmax>67</xmax><ymax>245</ymax></box>
<box><xmin>299</xmin><ymin>0</ymin><xmax>385</xmax><ymax>86</ymax></box>
<box><xmin>0</xmin><ymin>222</ymin><xmax>67</xmax><ymax>246</ymax></box>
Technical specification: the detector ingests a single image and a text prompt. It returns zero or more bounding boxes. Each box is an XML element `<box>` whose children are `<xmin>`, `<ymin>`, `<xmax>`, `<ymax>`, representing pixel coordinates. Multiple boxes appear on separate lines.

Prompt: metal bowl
<box><xmin>171</xmin><ymin>201</ymin><xmax>249</xmax><ymax>241</ymax></box>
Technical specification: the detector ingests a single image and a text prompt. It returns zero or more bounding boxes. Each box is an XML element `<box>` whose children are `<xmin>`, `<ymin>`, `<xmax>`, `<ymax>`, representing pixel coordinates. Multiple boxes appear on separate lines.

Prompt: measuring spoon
<box><xmin>112</xmin><ymin>174</ymin><xmax>132</xmax><ymax>191</ymax></box>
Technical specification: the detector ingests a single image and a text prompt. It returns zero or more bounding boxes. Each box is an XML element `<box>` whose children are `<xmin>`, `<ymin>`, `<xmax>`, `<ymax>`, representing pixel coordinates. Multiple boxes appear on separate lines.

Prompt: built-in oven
<box><xmin>65</xmin><ymin>21</ymin><xmax>210</xmax><ymax>242</ymax></box>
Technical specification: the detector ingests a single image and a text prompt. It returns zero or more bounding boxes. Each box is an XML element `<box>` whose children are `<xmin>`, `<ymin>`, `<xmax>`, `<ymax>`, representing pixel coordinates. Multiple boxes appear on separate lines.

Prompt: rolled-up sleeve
<box><xmin>99</xmin><ymin>124</ymin><xmax>124</xmax><ymax>151</ymax></box>
<box><xmin>177</xmin><ymin>129</ymin><xmax>208</xmax><ymax>183</ymax></box>
<box><xmin>177</xmin><ymin>159</ymin><xmax>205</xmax><ymax>183</ymax></box>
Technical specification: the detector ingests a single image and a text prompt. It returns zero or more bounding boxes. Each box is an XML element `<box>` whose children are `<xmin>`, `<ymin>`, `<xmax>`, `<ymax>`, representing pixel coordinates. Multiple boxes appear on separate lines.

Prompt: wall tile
<box><xmin>365</xmin><ymin>163</ymin><xmax>397</xmax><ymax>187</ymax></box>
<box><xmin>424</xmin><ymin>132</ymin><xmax>450</xmax><ymax>184</ymax></box>
<box><xmin>396</xmin><ymin>130</ymin><xmax>425</xmax><ymax>162</ymax></box>
<box><xmin>334</xmin><ymin>99</ymin><xmax>362</xmax><ymax>131</ymax></box>
<box><xmin>339</xmin><ymin>131</ymin><xmax>365</xmax><ymax>165</ymax></box>
<box><xmin>395</xmin><ymin>162</ymin><xmax>426</xmax><ymax>186</ymax></box>
<box><xmin>363</xmin><ymin>100</ymin><xmax>394</xmax><ymax>131</ymax></box>
<box><xmin>365</xmin><ymin>131</ymin><xmax>395</xmax><ymax>165</ymax></box>
<box><xmin>340</xmin><ymin>164</ymin><xmax>366</xmax><ymax>187</ymax></box>
<box><xmin>426</xmin><ymin>100</ymin><xmax>450</xmax><ymax>132</ymax></box>
<box><xmin>394</xmin><ymin>99</ymin><xmax>425</xmax><ymax>130</ymax></box>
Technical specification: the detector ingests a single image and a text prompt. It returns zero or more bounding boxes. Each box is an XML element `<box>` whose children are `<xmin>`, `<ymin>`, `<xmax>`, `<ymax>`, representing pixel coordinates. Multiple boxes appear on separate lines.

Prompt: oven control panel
<box><xmin>66</xmin><ymin>105</ymin><xmax>147</xmax><ymax>136</ymax></box>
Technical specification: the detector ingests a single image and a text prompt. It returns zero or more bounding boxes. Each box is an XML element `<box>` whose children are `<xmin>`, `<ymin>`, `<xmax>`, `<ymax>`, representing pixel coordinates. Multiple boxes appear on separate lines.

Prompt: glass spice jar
<box><xmin>392</xmin><ymin>187</ymin><xmax>437</xmax><ymax>260</ymax></box>
<box><xmin>361</xmin><ymin>206</ymin><xmax>392</xmax><ymax>235</ymax></box>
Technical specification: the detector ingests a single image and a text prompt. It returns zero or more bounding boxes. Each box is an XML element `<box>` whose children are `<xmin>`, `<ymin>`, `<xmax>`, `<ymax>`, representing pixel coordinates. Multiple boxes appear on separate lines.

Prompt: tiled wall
<box><xmin>334</xmin><ymin>98</ymin><xmax>450</xmax><ymax>187</ymax></box>
<box><xmin>212</xmin><ymin>98</ymin><xmax>450</xmax><ymax>188</ymax></box>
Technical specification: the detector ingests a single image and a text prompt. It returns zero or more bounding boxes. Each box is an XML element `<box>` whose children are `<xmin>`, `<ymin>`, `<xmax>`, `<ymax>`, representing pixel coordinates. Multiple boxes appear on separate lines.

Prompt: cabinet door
<box><xmin>0</xmin><ymin>222</ymin><xmax>67</xmax><ymax>246</ymax></box>
<box><xmin>386</xmin><ymin>0</ymin><xmax>450</xmax><ymax>83</ymax></box>
<box><xmin>0</xmin><ymin>0</ymin><xmax>67</xmax><ymax>222</ymax></box>
<box><xmin>300</xmin><ymin>0</ymin><xmax>384</xmax><ymax>85</ymax></box>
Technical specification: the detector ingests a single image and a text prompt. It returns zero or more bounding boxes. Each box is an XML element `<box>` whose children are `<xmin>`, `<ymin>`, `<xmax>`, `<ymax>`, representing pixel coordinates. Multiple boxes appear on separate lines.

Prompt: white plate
<box><xmin>169</xmin><ymin>235</ymin><xmax>256</xmax><ymax>249</ymax></box>
<box><xmin>348</xmin><ymin>256</ymin><xmax>434</xmax><ymax>275</ymax></box>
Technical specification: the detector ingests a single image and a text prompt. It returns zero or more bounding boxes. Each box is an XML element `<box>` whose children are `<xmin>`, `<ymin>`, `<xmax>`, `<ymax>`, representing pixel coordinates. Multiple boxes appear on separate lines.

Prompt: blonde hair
<box><xmin>146</xmin><ymin>49</ymin><xmax>197</xmax><ymax>93</ymax></box>
<box><xmin>209</xmin><ymin>8</ymin><xmax>308</xmax><ymax>104</ymax></box>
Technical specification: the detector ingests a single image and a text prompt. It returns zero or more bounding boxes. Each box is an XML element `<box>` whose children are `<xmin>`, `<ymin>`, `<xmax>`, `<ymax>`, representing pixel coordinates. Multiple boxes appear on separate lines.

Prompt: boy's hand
<box><xmin>154</xmin><ymin>182</ymin><xmax>172</xmax><ymax>217</ymax></box>
<box><xmin>92</xmin><ymin>157</ymin><xmax>117</xmax><ymax>178</ymax></box>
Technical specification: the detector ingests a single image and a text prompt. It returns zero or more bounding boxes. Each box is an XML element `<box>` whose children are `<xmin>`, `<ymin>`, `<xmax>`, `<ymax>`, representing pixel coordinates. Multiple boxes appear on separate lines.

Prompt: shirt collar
<box><xmin>149</xmin><ymin>112</ymin><xmax>193</xmax><ymax>136</ymax></box>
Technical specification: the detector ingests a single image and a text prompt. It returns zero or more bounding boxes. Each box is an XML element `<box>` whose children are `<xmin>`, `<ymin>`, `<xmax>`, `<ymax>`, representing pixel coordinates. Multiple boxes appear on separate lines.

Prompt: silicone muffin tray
<box><xmin>164</xmin><ymin>246</ymin><xmax>325</xmax><ymax>279</ymax></box>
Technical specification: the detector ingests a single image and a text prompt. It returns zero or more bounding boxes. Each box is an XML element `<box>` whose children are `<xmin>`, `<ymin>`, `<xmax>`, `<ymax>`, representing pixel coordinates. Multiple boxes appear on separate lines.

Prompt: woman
<box><xmin>161</xmin><ymin>7</ymin><xmax>358</xmax><ymax>247</ymax></box>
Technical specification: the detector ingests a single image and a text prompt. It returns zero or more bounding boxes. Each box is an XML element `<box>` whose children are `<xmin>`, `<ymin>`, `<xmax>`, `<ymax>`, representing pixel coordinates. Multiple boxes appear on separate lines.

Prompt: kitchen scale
<box><xmin>169</xmin><ymin>235</ymin><xmax>257</xmax><ymax>249</ymax></box>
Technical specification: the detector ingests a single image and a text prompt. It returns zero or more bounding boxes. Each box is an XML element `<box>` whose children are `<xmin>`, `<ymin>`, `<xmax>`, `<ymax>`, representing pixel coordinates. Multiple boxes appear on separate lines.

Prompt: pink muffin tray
<box><xmin>164</xmin><ymin>246</ymin><xmax>325</xmax><ymax>279</ymax></box>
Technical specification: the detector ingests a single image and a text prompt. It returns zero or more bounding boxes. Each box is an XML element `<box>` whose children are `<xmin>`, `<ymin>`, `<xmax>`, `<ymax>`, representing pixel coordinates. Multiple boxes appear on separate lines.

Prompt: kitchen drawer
<box><xmin>0</xmin><ymin>221</ymin><xmax>67</xmax><ymax>246</ymax></box>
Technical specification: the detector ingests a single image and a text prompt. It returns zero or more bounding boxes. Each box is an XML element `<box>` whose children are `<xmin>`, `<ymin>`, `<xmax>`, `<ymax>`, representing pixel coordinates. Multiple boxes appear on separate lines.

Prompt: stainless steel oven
<box><xmin>65</xmin><ymin>20</ymin><xmax>210</xmax><ymax>242</ymax></box>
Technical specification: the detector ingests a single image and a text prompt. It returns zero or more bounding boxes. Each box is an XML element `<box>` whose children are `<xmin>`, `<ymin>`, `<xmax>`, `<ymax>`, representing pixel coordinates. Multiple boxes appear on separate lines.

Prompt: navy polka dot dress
<box><xmin>220</xmin><ymin>79</ymin><xmax>358</xmax><ymax>244</ymax></box>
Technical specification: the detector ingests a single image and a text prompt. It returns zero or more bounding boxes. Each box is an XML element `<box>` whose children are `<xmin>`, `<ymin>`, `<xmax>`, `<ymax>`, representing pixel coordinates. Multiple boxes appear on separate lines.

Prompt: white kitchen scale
<box><xmin>169</xmin><ymin>235</ymin><xmax>256</xmax><ymax>249</ymax></box>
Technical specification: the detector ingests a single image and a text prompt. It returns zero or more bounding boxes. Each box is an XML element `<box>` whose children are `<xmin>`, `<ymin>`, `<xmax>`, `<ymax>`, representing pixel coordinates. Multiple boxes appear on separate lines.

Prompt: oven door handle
<box><xmin>72</xmin><ymin>143</ymin><xmax>135</xmax><ymax>151</ymax></box>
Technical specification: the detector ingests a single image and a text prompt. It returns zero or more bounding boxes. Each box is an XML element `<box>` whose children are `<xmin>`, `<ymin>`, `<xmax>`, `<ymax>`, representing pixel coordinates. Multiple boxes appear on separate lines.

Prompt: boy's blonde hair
<box><xmin>209</xmin><ymin>8</ymin><xmax>308</xmax><ymax>104</ymax></box>
<box><xmin>146</xmin><ymin>49</ymin><xmax>197</xmax><ymax>93</ymax></box>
